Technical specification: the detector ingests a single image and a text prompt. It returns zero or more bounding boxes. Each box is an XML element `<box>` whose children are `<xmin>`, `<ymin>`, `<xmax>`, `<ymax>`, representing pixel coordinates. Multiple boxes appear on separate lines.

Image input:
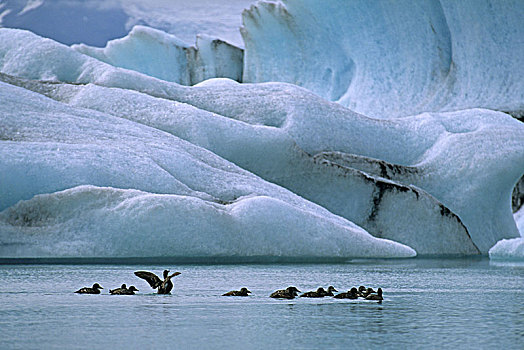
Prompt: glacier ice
<box><xmin>0</xmin><ymin>185</ymin><xmax>416</xmax><ymax>259</ymax></box>
<box><xmin>241</xmin><ymin>0</ymin><xmax>524</xmax><ymax>118</ymax></box>
<box><xmin>5</xmin><ymin>1</ymin><xmax>522</xmax><ymax>117</ymax></box>
<box><xmin>0</xmin><ymin>24</ymin><xmax>522</xmax><ymax>258</ymax></box>
<box><xmin>2</xmin><ymin>74</ymin><xmax>481</xmax><ymax>256</ymax></box>
<box><xmin>0</xmin><ymin>81</ymin><xmax>416</xmax><ymax>259</ymax></box>
<box><xmin>72</xmin><ymin>26</ymin><xmax>244</xmax><ymax>86</ymax></box>
<box><xmin>488</xmin><ymin>239</ymin><xmax>524</xmax><ymax>261</ymax></box>
<box><xmin>489</xmin><ymin>207</ymin><xmax>524</xmax><ymax>261</ymax></box>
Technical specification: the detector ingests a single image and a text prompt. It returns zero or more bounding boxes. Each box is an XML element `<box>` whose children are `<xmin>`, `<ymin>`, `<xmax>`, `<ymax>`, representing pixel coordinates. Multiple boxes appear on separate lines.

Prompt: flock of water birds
<box><xmin>74</xmin><ymin>269</ymin><xmax>384</xmax><ymax>302</ymax></box>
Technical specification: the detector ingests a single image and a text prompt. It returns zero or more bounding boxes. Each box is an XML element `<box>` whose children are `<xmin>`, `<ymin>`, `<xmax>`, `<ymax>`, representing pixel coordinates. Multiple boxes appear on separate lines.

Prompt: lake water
<box><xmin>0</xmin><ymin>258</ymin><xmax>523</xmax><ymax>349</ymax></box>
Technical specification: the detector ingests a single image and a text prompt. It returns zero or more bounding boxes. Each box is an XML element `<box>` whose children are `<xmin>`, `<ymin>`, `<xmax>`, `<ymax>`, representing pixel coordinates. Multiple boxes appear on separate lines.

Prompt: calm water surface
<box><xmin>0</xmin><ymin>258</ymin><xmax>523</xmax><ymax>349</ymax></box>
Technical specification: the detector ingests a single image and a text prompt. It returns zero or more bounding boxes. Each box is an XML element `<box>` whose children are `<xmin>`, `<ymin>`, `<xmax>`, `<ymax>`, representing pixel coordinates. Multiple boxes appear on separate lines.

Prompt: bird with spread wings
<box><xmin>134</xmin><ymin>269</ymin><xmax>181</xmax><ymax>294</ymax></box>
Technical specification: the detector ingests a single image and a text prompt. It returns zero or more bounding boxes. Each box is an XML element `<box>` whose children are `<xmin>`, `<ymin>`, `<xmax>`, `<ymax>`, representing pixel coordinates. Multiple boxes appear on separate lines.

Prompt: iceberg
<box><xmin>2</xmin><ymin>73</ymin><xmax>481</xmax><ymax>256</ymax></box>
<box><xmin>0</xmin><ymin>81</ymin><xmax>415</xmax><ymax>259</ymax></box>
<box><xmin>489</xmin><ymin>207</ymin><xmax>524</xmax><ymax>261</ymax></box>
<box><xmin>1</xmin><ymin>185</ymin><xmax>417</xmax><ymax>259</ymax></box>
<box><xmin>72</xmin><ymin>26</ymin><xmax>244</xmax><ymax>86</ymax></box>
<box><xmin>489</xmin><ymin>239</ymin><xmax>524</xmax><ymax>261</ymax></box>
<box><xmin>241</xmin><ymin>0</ymin><xmax>524</xmax><ymax>118</ymax></box>
<box><xmin>0</xmin><ymin>26</ymin><xmax>521</xmax><ymax>257</ymax></box>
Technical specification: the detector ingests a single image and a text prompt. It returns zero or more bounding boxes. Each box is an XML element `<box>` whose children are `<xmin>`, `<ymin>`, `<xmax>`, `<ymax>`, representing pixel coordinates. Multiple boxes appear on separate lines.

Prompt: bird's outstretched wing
<box><xmin>134</xmin><ymin>271</ymin><xmax>162</xmax><ymax>289</ymax></box>
<box><xmin>168</xmin><ymin>271</ymin><xmax>181</xmax><ymax>279</ymax></box>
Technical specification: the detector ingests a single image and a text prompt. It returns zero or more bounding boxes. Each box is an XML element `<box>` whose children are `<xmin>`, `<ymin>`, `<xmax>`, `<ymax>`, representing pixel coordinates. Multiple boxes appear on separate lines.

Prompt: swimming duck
<box><xmin>111</xmin><ymin>286</ymin><xmax>139</xmax><ymax>295</ymax></box>
<box><xmin>365</xmin><ymin>288</ymin><xmax>383</xmax><ymax>302</ymax></box>
<box><xmin>222</xmin><ymin>287</ymin><xmax>251</xmax><ymax>296</ymax></box>
<box><xmin>357</xmin><ymin>286</ymin><xmax>367</xmax><ymax>297</ymax></box>
<box><xmin>109</xmin><ymin>284</ymin><xmax>127</xmax><ymax>294</ymax></box>
<box><xmin>74</xmin><ymin>283</ymin><xmax>103</xmax><ymax>294</ymax></box>
<box><xmin>270</xmin><ymin>286</ymin><xmax>301</xmax><ymax>299</ymax></box>
<box><xmin>334</xmin><ymin>287</ymin><xmax>359</xmax><ymax>299</ymax></box>
<box><xmin>134</xmin><ymin>269</ymin><xmax>181</xmax><ymax>294</ymax></box>
<box><xmin>300</xmin><ymin>287</ymin><xmax>327</xmax><ymax>298</ymax></box>
<box><xmin>361</xmin><ymin>287</ymin><xmax>376</xmax><ymax>298</ymax></box>
<box><xmin>324</xmin><ymin>286</ymin><xmax>338</xmax><ymax>296</ymax></box>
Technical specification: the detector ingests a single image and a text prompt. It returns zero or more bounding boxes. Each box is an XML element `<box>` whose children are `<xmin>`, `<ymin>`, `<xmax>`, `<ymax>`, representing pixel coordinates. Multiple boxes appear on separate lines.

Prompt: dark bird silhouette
<box><xmin>334</xmin><ymin>287</ymin><xmax>359</xmax><ymax>299</ymax></box>
<box><xmin>222</xmin><ymin>287</ymin><xmax>251</xmax><ymax>296</ymax></box>
<box><xmin>134</xmin><ymin>269</ymin><xmax>181</xmax><ymax>294</ymax></box>
<box><xmin>300</xmin><ymin>287</ymin><xmax>327</xmax><ymax>298</ymax></box>
<box><xmin>109</xmin><ymin>284</ymin><xmax>127</xmax><ymax>294</ymax></box>
<box><xmin>74</xmin><ymin>283</ymin><xmax>103</xmax><ymax>294</ymax></box>
<box><xmin>361</xmin><ymin>287</ymin><xmax>376</xmax><ymax>298</ymax></box>
<box><xmin>111</xmin><ymin>286</ymin><xmax>139</xmax><ymax>295</ymax></box>
<box><xmin>365</xmin><ymin>287</ymin><xmax>383</xmax><ymax>302</ymax></box>
<box><xmin>270</xmin><ymin>286</ymin><xmax>301</xmax><ymax>299</ymax></box>
<box><xmin>323</xmin><ymin>286</ymin><xmax>338</xmax><ymax>296</ymax></box>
